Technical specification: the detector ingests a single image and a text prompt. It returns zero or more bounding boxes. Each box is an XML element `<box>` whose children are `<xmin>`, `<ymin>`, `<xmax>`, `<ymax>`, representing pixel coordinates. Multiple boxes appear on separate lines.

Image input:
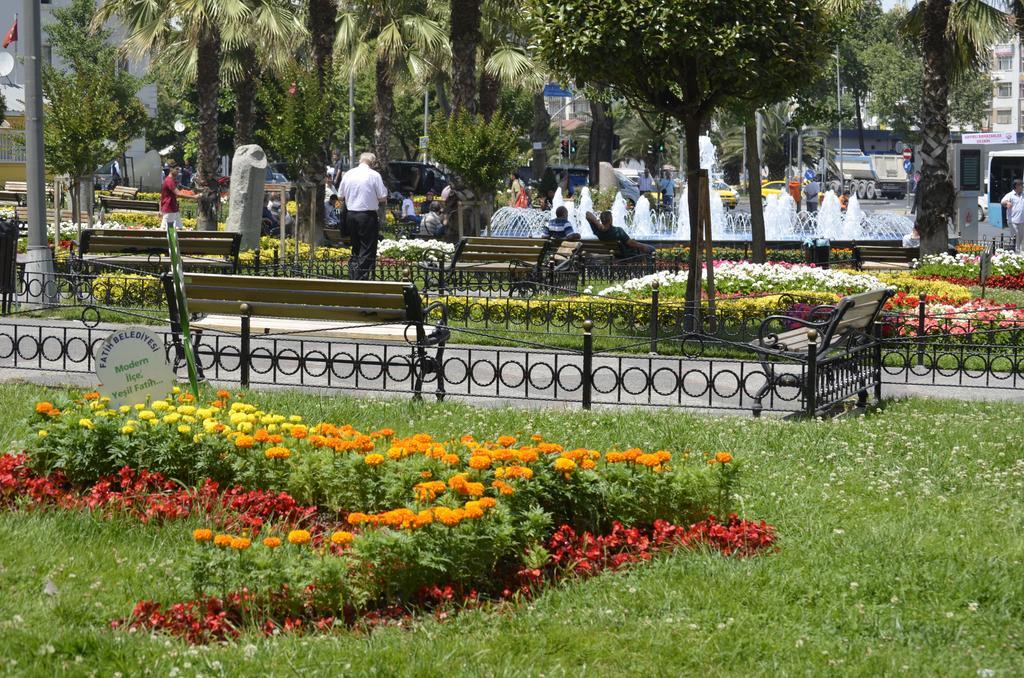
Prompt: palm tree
<box><xmin>335</xmin><ymin>1</ymin><xmax>448</xmax><ymax>178</ymax></box>
<box><xmin>95</xmin><ymin>0</ymin><xmax>250</xmax><ymax>230</ymax></box>
<box><xmin>221</xmin><ymin>0</ymin><xmax>305</xmax><ymax>147</ymax></box>
<box><xmin>450</xmin><ymin>0</ymin><xmax>482</xmax><ymax>113</ymax></box>
<box><xmin>898</xmin><ymin>0</ymin><xmax>1008</xmax><ymax>254</ymax></box>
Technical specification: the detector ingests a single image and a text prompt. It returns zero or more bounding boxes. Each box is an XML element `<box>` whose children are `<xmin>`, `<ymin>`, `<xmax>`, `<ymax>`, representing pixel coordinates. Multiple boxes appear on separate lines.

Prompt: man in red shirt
<box><xmin>160</xmin><ymin>163</ymin><xmax>186</xmax><ymax>230</ymax></box>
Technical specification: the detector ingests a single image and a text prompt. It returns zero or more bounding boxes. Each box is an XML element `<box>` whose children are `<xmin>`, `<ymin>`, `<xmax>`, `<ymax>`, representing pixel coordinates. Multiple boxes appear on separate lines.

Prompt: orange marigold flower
<box><xmin>363</xmin><ymin>453</ymin><xmax>384</xmax><ymax>466</ymax></box>
<box><xmin>433</xmin><ymin>506</ymin><xmax>464</xmax><ymax>527</ymax></box>
<box><xmin>287</xmin><ymin>529</ymin><xmax>311</xmax><ymax>545</ymax></box>
<box><xmin>265</xmin><ymin>446</ymin><xmax>291</xmax><ymax>460</ymax></box>
<box><xmin>491</xmin><ymin>479</ymin><xmax>515</xmax><ymax>495</ymax></box>
<box><xmin>35</xmin><ymin>401</ymin><xmax>54</xmax><ymax>414</ymax></box>
<box><xmin>413</xmin><ymin>510</ymin><xmax>434</xmax><ymax>528</ymax></box>
<box><xmin>253</xmin><ymin>429</ymin><xmax>271</xmax><ymax>443</ymax></box>
<box><xmin>530</xmin><ymin>434</ymin><xmax>543</xmax><ymax>442</ymax></box>
<box><xmin>330</xmin><ymin>531</ymin><xmax>354</xmax><ymax>546</ymax></box>
<box><xmin>235</xmin><ymin>435</ymin><xmax>255</xmax><ymax>449</ymax></box>
<box><xmin>553</xmin><ymin>458</ymin><xmax>576</xmax><ymax>472</ymax></box>
<box><xmin>192</xmin><ymin>528</ymin><xmax>213</xmax><ymax>542</ymax></box>
<box><xmin>83</xmin><ymin>391</ymin><xmax>100</xmax><ymax>401</ymax></box>
<box><xmin>420</xmin><ymin>470</ymin><xmax>433</xmax><ymax>479</ymax></box>
<box><xmin>496</xmin><ymin>435</ymin><xmax>517</xmax><ymax>447</ymax></box>
<box><xmin>655</xmin><ymin>450</ymin><xmax>672</xmax><ymax>463</ymax></box>
<box><xmin>230</xmin><ymin>537</ymin><xmax>251</xmax><ymax>551</ymax></box>
<box><xmin>581</xmin><ymin>459</ymin><xmax>597</xmax><ymax>470</ymax></box>
<box><xmin>463</xmin><ymin>501</ymin><xmax>484</xmax><ymax>519</ymax></box>
<box><xmin>268</xmin><ymin>434</ymin><xmax>283</xmax><ymax>444</ymax></box>
<box><xmin>516</xmin><ymin>449</ymin><xmax>539</xmax><ymax>463</ymax></box>
<box><xmin>216</xmin><ymin>389</ymin><xmax>231</xmax><ymax>399</ymax></box>
<box><xmin>478</xmin><ymin>497</ymin><xmax>497</xmax><ymax>509</ymax></box>
<box><xmin>291</xmin><ymin>425</ymin><xmax>308</xmax><ymax>439</ymax></box>
<box><xmin>636</xmin><ymin>453</ymin><xmax>659</xmax><ymax>467</ymax></box>
<box><xmin>464</xmin><ymin>482</ymin><xmax>485</xmax><ymax>497</ymax></box>
<box><xmin>377</xmin><ymin>428</ymin><xmax>396</xmax><ymax>437</ymax></box>
<box><xmin>715</xmin><ymin>452</ymin><xmax>733</xmax><ymax>464</ymax></box>
<box><xmin>460</xmin><ymin>435</ymin><xmax>475</xmax><ymax>444</ymax></box>
<box><xmin>537</xmin><ymin>443</ymin><xmax>563</xmax><ymax>454</ymax></box>
<box><xmin>262</xmin><ymin>537</ymin><xmax>282</xmax><ymax>549</ymax></box>
<box><xmin>468</xmin><ymin>455</ymin><xmax>491</xmax><ymax>470</ymax></box>
<box><xmin>347</xmin><ymin>512</ymin><xmax>368</xmax><ymax>525</ymax></box>
<box><xmin>442</xmin><ymin>453</ymin><xmax>461</xmax><ymax>465</ymax></box>
<box><xmin>178</xmin><ymin>393</ymin><xmax>195</xmax><ymax>403</ymax></box>
<box><xmin>448</xmin><ymin>474</ymin><xmax>468</xmax><ymax>490</ymax></box>
<box><xmin>211</xmin><ymin>400</ymin><xmax>224</xmax><ymax>408</ymax></box>
<box><xmin>46</xmin><ymin>408</ymin><xmax>61</xmax><ymax>417</ymax></box>
<box><xmin>213</xmin><ymin>534</ymin><xmax>233</xmax><ymax>548</ymax></box>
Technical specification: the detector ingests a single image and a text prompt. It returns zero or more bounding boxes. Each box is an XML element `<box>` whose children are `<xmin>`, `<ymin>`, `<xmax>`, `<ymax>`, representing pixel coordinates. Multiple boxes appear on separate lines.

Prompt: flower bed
<box><xmin>377</xmin><ymin>238</ymin><xmax>455</xmax><ymax>262</ymax></box>
<box><xmin>914</xmin><ymin>249</ymin><xmax>1024</xmax><ymax>282</ymax></box>
<box><xmin>15</xmin><ymin>391</ymin><xmax>773</xmax><ymax>641</ymax></box>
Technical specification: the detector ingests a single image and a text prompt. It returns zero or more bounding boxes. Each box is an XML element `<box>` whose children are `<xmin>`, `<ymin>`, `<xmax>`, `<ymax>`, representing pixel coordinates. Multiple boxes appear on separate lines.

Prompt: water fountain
<box><xmin>611</xmin><ymin>192</ymin><xmax>628</xmax><ymax>229</ymax></box>
<box><xmin>633</xmin><ymin>195</ymin><xmax>653</xmax><ymax>237</ymax></box>
<box><xmin>817</xmin><ymin>191</ymin><xmax>843</xmax><ymax>240</ymax></box>
<box><xmin>576</xmin><ymin>186</ymin><xmax>595</xmax><ymax>239</ymax></box>
<box><xmin>844</xmin><ymin>193</ymin><xmax>865</xmax><ymax>240</ymax></box>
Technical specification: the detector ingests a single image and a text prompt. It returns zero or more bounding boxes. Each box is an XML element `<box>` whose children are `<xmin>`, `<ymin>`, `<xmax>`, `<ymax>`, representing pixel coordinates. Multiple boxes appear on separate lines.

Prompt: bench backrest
<box><xmin>166</xmin><ymin>273</ymin><xmax>423</xmax><ymax>325</ymax></box>
<box><xmin>548</xmin><ymin>239</ymin><xmax>583</xmax><ymax>268</ymax></box>
<box><xmin>110</xmin><ymin>186</ymin><xmax>140</xmax><ymax>199</ymax></box>
<box><xmin>78</xmin><ymin>228</ymin><xmax>241</xmax><ymax>262</ymax></box>
<box><xmin>455</xmin><ymin>237</ymin><xmax>549</xmax><ymax>265</ymax></box>
<box><xmin>323</xmin><ymin>228</ymin><xmax>350</xmax><ymax>246</ymax></box>
<box><xmin>817</xmin><ymin>287</ymin><xmax>893</xmax><ymax>353</ymax></box>
<box><xmin>4</xmin><ymin>182</ymin><xmax>26</xmax><ymax>193</ymax></box>
<box><xmin>853</xmin><ymin>245</ymin><xmax>919</xmax><ymax>263</ymax></box>
<box><xmin>579</xmin><ymin>240</ymin><xmax>625</xmax><ymax>259</ymax></box>
<box><xmin>99</xmin><ymin>196</ymin><xmax>160</xmax><ymax>212</ymax></box>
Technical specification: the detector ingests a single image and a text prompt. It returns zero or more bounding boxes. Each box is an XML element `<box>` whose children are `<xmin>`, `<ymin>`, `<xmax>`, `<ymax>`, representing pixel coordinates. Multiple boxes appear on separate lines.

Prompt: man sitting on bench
<box><xmin>585</xmin><ymin>210</ymin><xmax>655</xmax><ymax>259</ymax></box>
<box><xmin>545</xmin><ymin>206</ymin><xmax>580</xmax><ymax>241</ymax></box>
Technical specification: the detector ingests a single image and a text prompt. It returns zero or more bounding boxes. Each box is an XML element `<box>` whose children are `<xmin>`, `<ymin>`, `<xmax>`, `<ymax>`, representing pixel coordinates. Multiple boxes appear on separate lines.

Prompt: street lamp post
<box><xmin>835</xmin><ymin>46</ymin><xmax>844</xmax><ymax>194</ymax></box>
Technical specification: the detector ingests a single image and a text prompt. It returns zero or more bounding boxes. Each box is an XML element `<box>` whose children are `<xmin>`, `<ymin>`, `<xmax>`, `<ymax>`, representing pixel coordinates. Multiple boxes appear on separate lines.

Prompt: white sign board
<box><xmin>961</xmin><ymin>132</ymin><xmax>1017</xmax><ymax>145</ymax></box>
<box><xmin>95</xmin><ymin>326</ymin><xmax>176</xmax><ymax>407</ymax></box>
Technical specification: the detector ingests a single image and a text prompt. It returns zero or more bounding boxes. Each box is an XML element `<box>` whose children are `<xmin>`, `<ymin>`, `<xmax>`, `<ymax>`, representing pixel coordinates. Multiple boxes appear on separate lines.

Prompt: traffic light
<box><xmin>658</xmin><ymin>142</ymin><xmax>665</xmax><ymax>153</ymax></box>
<box><xmin>569</xmin><ymin>139</ymin><xmax>577</xmax><ymax>155</ymax></box>
<box><xmin>560</xmin><ymin>139</ymin><xmax>569</xmax><ymax>158</ymax></box>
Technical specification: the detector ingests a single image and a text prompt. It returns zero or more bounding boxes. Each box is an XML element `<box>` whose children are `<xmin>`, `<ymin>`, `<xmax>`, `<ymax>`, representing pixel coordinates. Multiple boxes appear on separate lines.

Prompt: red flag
<box><xmin>2</xmin><ymin>19</ymin><xmax>15</xmax><ymax>49</ymax></box>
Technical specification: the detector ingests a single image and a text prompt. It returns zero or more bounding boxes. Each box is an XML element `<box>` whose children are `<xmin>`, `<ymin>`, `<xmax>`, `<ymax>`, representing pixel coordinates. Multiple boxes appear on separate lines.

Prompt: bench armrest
<box><xmin>755</xmin><ymin>314</ymin><xmax>831</xmax><ymax>351</ymax></box>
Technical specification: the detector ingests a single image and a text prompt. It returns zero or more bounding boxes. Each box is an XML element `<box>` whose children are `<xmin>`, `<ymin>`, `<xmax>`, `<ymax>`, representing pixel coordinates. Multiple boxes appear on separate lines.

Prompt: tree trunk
<box><xmin>194</xmin><ymin>28</ymin><xmax>222</xmax><ymax>231</ymax></box>
<box><xmin>918</xmin><ymin>0</ymin><xmax>955</xmax><ymax>255</ymax></box>
<box><xmin>478</xmin><ymin>67</ymin><xmax>501</xmax><ymax>120</ymax></box>
<box><xmin>449</xmin><ymin>0</ymin><xmax>481</xmax><ymax>114</ymax></box>
<box><xmin>854</xmin><ymin>90</ymin><xmax>866</xmax><ymax>154</ymax></box>
<box><xmin>307</xmin><ymin>0</ymin><xmax>337</xmax><ymax>87</ymax></box>
<box><xmin>302</xmin><ymin>0</ymin><xmax>338</xmax><ymax>245</ymax></box>
<box><xmin>434</xmin><ymin>75</ymin><xmax>451</xmax><ymax>116</ymax></box>
<box><xmin>746</xmin><ymin>119</ymin><xmax>767</xmax><ymax>263</ymax></box>
<box><xmin>684</xmin><ymin>115</ymin><xmax>702</xmax><ymax>330</ymax></box>
<box><xmin>232</xmin><ymin>61</ymin><xmax>256</xmax><ymax>147</ymax></box>
<box><xmin>374</xmin><ymin>55</ymin><xmax>394</xmax><ymax>183</ymax></box>
<box><xmin>530</xmin><ymin>91</ymin><xmax>549</xmax><ymax>181</ymax></box>
<box><xmin>588</xmin><ymin>100</ymin><xmax>613</xmax><ymax>187</ymax></box>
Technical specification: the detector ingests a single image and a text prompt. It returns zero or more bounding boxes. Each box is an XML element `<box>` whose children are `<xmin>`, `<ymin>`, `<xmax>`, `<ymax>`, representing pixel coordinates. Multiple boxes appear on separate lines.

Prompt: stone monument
<box><xmin>598</xmin><ymin>161</ymin><xmax>617</xmax><ymax>193</ymax></box>
<box><xmin>226</xmin><ymin>145</ymin><xmax>268</xmax><ymax>250</ymax></box>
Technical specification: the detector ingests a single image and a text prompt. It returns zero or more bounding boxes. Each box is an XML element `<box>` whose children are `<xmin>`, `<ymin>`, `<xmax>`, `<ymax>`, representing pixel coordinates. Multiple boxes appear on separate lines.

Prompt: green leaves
<box><xmin>429</xmin><ymin>111</ymin><xmax>521</xmax><ymax>196</ymax></box>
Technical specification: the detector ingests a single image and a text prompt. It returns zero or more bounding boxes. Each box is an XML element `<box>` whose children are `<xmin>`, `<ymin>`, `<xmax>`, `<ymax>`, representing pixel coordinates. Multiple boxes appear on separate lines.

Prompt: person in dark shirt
<box><xmin>585</xmin><ymin>210</ymin><xmax>655</xmax><ymax>258</ymax></box>
<box><xmin>545</xmin><ymin>206</ymin><xmax>579</xmax><ymax>240</ymax></box>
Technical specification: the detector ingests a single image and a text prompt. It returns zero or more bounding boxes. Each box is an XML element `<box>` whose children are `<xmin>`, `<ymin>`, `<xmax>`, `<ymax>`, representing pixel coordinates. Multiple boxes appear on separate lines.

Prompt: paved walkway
<box><xmin>2</xmin><ymin>318</ymin><xmax>1023</xmax><ymax>415</ymax></box>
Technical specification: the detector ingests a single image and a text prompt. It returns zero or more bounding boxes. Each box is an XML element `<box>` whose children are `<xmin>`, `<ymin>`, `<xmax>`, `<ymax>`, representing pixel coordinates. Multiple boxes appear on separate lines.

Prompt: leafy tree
<box><xmin>429</xmin><ymin>111</ymin><xmax>520</xmax><ymax>221</ymax></box>
<box><xmin>44</xmin><ymin>0</ymin><xmax>146</xmax><ymax>224</ymax></box>
<box><xmin>532</xmin><ymin>0</ymin><xmax>835</xmax><ymax>315</ymax></box>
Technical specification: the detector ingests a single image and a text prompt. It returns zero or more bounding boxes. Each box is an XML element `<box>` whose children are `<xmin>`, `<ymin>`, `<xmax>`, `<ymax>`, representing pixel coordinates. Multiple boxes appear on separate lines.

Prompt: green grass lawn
<box><xmin>0</xmin><ymin>383</ymin><xmax>1022</xmax><ymax>675</ymax></box>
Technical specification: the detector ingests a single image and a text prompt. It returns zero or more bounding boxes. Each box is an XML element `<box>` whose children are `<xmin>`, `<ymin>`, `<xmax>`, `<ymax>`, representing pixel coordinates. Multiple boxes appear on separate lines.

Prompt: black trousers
<box><xmin>347</xmin><ymin>210</ymin><xmax>379</xmax><ymax>280</ymax></box>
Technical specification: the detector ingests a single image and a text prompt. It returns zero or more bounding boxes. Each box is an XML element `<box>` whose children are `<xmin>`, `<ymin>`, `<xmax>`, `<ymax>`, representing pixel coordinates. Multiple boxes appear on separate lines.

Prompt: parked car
<box><xmin>713</xmin><ymin>180</ymin><xmax>738</xmax><ymax>209</ymax></box>
<box><xmin>388</xmin><ymin>161</ymin><xmax>450</xmax><ymax>197</ymax></box>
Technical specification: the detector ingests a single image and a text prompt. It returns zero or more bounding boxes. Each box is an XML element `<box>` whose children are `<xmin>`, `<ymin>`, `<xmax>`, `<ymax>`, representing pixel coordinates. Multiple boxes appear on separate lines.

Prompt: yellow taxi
<box><xmin>759</xmin><ymin>180</ymin><xmax>788</xmax><ymax>197</ymax></box>
<box><xmin>713</xmin><ymin>180</ymin><xmax>738</xmax><ymax>209</ymax></box>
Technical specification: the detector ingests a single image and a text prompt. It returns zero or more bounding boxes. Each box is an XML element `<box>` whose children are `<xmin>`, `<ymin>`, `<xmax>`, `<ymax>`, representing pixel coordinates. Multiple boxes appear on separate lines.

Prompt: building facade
<box><xmin>0</xmin><ymin>0</ymin><xmax>158</xmax><ymax>187</ymax></box>
<box><xmin>985</xmin><ymin>40</ymin><xmax>1022</xmax><ymax>134</ymax></box>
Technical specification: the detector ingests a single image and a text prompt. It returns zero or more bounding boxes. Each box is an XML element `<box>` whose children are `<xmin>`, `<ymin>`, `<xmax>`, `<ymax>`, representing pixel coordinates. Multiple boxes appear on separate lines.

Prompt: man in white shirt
<box><xmin>1001</xmin><ymin>179</ymin><xmax>1024</xmax><ymax>252</ymax></box>
<box><xmin>339</xmin><ymin>152</ymin><xmax>389</xmax><ymax>279</ymax></box>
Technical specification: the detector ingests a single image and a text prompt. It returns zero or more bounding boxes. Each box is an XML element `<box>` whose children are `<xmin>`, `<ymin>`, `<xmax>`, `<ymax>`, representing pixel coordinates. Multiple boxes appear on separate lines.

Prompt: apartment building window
<box><xmin>998</xmin><ymin>56</ymin><xmax>1014</xmax><ymax>71</ymax></box>
<box><xmin>997</xmin><ymin>82</ymin><xmax>1013</xmax><ymax>98</ymax></box>
<box><xmin>996</xmin><ymin>109</ymin><xmax>1012</xmax><ymax>125</ymax></box>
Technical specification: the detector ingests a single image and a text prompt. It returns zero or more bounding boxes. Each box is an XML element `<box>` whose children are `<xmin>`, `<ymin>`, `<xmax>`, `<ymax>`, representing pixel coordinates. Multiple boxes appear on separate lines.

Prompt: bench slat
<box><xmin>186</xmin><ymin>284</ymin><xmax>408</xmax><ymax>310</ymax></box>
<box><xmin>181</xmin><ymin>272</ymin><xmax>409</xmax><ymax>294</ymax></box>
<box><xmin>188</xmin><ymin>298</ymin><xmax>409</xmax><ymax>322</ymax></box>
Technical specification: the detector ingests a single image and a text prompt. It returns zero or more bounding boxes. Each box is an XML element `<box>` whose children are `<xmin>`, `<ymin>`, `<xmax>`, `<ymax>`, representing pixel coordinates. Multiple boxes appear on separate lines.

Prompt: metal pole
<box><xmin>348</xmin><ymin>71</ymin><xmax>355</xmax><ymax>168</ymax></box>
<box><xmin>21</xmin><ymin>0</ymin><xmax>55</xmax><ymax>306</ymax></box>
<box><xmin>836</xmin><ymin>46</ymin><xmax>844</xmax><ymax>193</ymax></box>
<box><xmin>423</xmin><ymin>85</ymin><xmax>429</xmax><ymax>163</ymax></box>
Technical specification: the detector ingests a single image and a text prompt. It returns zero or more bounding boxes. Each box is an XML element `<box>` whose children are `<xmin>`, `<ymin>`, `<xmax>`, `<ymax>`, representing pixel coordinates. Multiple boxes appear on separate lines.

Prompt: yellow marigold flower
<box><xmin>161</xmin><ymin>412</ymin><xmax>181</xmax><ymax>425</ymax></box>
<box><xmin>715</xmin><ymin>452</ymin><xmax>733</xmax><ymax>464</ymax></box>
<box><xmin>387</xmin><ymin>447</ymin><xmax>403</xmax><ymax>460</ymax></box>
<box><xmin>193</xmin><ymin>528</ymin><xmax>213</xmax><ymax>542</ymax></box>
<box><xmin>230</xmin><ymin>537</ymin><xmax>251</xmax><ymax>551</ymax></box>
<box><xmin>138</xmin><ymin>410</ymin><xmax>156</xmax><ymax>421</ymax></box>
<box><xmin>172</xmin><ymin>386</ymin><xmax>181</xmax><ymax>394</ymax></box>
<box><xmin>330</xmin><ymin>531</ymin><xmax>354</xmax><ymax>546</ymax></box>
<box><xmin>235</xmin><ymin>435</ymin><xmax>255</xmax><ymax>449</ymax></box>
<box><xmin>288</xmin><ymin>530</ymin><xmax>311</xmax><ymax>545</ymax></box>
<box><xmin>363</xmin><ymin>453</ymin><xmax>384</xmax><ymax>466</ymax></box>
<box><xmin>262</xmin><ymin>537</ymin><xmax>282</xmax><ymax>549</ymax></box>
<box><xmin>36</xmin><ymin>429</ymin><xmax>48</xmax><ymax>438</ymax></box>
<box><xmin>468</xmin><ymin>455</ymin><xmax>491</xmax><ymax>470</ymax></box>
<box><xmin>177</xmin><ymin>406</ymin><xmax>196</xmax><ymax>416</ymax></box>
<box><xmin>265</xmin><ymin>446</ymin><xmax>291</xmax><ymax>460</ymax></box>
<box><xmin>134</xmin><ymin>403</ymin><xmax>145</xmax><ymax>410</ymax></box>
<box><xmin>118</xmin><ymin>405</ymin><xmax>131</xmax><ymax>414</ymax></box>
<box><xmin>151</xmin><ymin>401</ymin><xmax>170</xmax><ymax>411</ymax></box>
<box><xmin>213</xmin><ymin>534</ymin><xmax>232</xmax><ymax>548</ymax></box>
<box><xmin>177</xmin><ymin>425</ymin><xmax>192</xmax><ymax>434</ymax></box>
<box><xmin>288</xmin><ymin>415</ymin><xmax>303</xmax><ymax>423</ymax></box>
<box><xmin>35</xmin><ymin>401</ymin><xmax>54</xmax><ymax>414</ymax></box>
<box><xmin>78</xmin><ymin>418</ymin><xmax>93</xmax><ymax>430</ymax></box>
<box><xmin>553</xmin><ymin>458</ymin><xmax>576</xmax><ymax>472</ymax></box>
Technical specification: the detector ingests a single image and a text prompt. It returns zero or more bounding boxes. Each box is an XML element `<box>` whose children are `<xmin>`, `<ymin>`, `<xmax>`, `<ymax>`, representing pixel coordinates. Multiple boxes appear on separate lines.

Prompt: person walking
<box><xmin>339</xmin><ymin>152</ymin><xmax>388</xmax><ymax>279</ymax></box>
<box><xmin>1001</xmin><ymin>179</ymin><xmax>1024</xmax><ymax>252</ymax></box>
<box><xmin>160</xmin><ymin>162</ymin><xmax>187</xmax><ymax>231</ymax></box>
<box><xmin>509</xmin><ymin>172</ymin><xmax>528</xmax><ymax>208</ymax></box>
<box><xmin>803</xmin><ymin>178</ymin><xmax>820</xmax><ymax>213</ymax></box>
<box><xmin>110</xmin><ymin>158</ymin><xmax>122</xmax><ymax>189</ymax></box>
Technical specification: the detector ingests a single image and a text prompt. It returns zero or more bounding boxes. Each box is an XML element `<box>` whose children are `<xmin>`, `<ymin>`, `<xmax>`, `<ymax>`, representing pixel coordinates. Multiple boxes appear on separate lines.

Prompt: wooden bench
<box><xmin>73</xmin><ymin>228</ymin><xmax>241</xmax><ymax>273</ymax></box>
<box><xmin>3</xmin><ymin>181</ymin><xmax>51</xmax><ymax>202</ymax></box>
<box><xmin>13</xmin><ymin>207</ymin><xmax>92</xmax><ymax>225</ymax></box>
<box><xmin>109</xmin><ymin>186</ymin><xmax>140</xmax><ymax>199</ymax></box>
<box><xmin>423</xmin><ymin>236</ymin><xmax>551</xmax><ymax>290</ymax></box>
<box><xmin>162</xmin><ymin>273</ymin><xmax>449</xmax><ymax>399</ymax></box>
<box><xmin>98</xmin><ymin>196</ymin><xmax>161</xmax><ymax>213</ymax></box>
<box><xmin>853</xmin><ymin>245</ymin><xmax>919</xmax><ymax>271</ymax></box>
<box><xmin>749</xmin><ymin>287</ymin><xmax>894</xmax><ymax>417</ymax></box>
<box><xmin>578</xmin><ymin>239</ymin><xmax>656</xmax><ymax>271</ymax></box>
<box><xmin>323</xmin><ymin>228</ymin><xmax>351</xmax><ymax>247</ymax></box>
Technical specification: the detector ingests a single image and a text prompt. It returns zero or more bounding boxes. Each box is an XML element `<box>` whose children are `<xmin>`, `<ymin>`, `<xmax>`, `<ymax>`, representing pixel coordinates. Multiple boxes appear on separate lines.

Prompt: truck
<box><xmin>827</xmin><ymin>151</ymin><xmax>908</xmax><ymax>200</ymax></box>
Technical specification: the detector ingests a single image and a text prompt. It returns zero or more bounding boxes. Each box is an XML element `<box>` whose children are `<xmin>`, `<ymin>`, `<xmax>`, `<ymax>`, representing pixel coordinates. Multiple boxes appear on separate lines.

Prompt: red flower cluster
<box><xmin>0</xmin><ymin>453</ymin><xmax>316</xmax><ymax>532</ymax></box>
